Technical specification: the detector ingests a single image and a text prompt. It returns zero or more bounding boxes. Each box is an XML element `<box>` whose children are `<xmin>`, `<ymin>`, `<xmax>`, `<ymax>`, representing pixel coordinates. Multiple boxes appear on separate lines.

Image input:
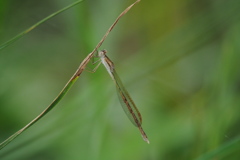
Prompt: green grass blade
<box><xmin>0</xmin><ymin>0</ymin><xmax>84</xmax><ymax>51</ymax></box>
<box><xmin>0</xmin><ymin>76</ymin><xmax>79</xmax><ymax>150</ymax></box>
<box><xmin>0</xmin><ymin>0</ymin><xmax>140</xmax><ymax>151</ymax></box>
<box><xmin>196</xmin><ymin>137</ymin><xmax>240</xmax><ymax>160</ymax></box>
<box><xmin>0</xmin><ymin>0</ymin><xmax>84</xmax><ymax>149</ymax></box>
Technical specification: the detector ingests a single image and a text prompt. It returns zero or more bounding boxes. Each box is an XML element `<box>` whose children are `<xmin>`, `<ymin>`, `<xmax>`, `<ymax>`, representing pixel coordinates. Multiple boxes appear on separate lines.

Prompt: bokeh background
<box><xmin>1</xmin><ymin>0</ymin><xmax>240</xmax><ymax>159</ymax></box>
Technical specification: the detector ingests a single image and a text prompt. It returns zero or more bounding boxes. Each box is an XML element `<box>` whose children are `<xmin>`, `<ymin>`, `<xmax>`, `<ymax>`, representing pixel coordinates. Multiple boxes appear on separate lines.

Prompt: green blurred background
<box><xmin>1</xmin><ymin>0</ymin><xmax>240</xmax><ymax>159</ymax></box>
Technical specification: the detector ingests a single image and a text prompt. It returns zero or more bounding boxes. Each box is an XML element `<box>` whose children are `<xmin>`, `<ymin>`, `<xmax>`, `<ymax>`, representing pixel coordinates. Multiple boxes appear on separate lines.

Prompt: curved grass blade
<box><xmin>196</xmin><ymin>137</ymin><xmax>240</xmax><ymax>160</ymax></box>
<box><xmin>0</xmin><ymin>0</ymin><xmax>141</xmax><ymax>150</ymax></box>
<box><xmin>0</xmin><ymin>77</ymin><xmax>79</xmax><ymax>150</ymax></box>
<box><xmin>0</xmin><ymin>0</ymin><xmax>84</xmax><ymax>51</ymax></box>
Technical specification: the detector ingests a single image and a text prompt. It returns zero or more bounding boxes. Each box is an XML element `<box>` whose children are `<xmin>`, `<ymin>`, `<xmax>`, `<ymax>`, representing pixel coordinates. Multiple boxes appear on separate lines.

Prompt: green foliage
<box><xmin>0</xmin><ymin>0</ymin><xmax>240</xmax><ymax>159</ymax></box>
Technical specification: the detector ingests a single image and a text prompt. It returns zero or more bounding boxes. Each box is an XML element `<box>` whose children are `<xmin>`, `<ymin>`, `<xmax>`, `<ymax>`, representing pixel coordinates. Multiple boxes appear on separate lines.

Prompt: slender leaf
<box><xmin>0</xmin><ymin>77</ymin><xmax>78</xmax><ymax>150</ymax></box>
<box><xmin>196</xmin><ymin>137</ymin><xmax>240</xmax><ymax>160</ymax></box>
<box><xmin>0</xmin><ymin>0</ymin><xmax>84</xmax><ymax>51</ymax></box>
<box><xmin>0</xmin><ymin>0</ymin><xmax>141</xmax><ymax>150</ymax></box>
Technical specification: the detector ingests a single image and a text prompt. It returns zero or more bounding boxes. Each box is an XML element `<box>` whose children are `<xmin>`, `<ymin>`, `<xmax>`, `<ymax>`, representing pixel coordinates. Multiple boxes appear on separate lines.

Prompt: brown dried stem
<box><xmin>73</xmin><ymin>0</ymin><xmax>140</xmax><ymax>78</ymax></box>
<box><xmin>0</xmin><ymin>0</ymin><xmax>140</xmax><ymax>150</ymax></box>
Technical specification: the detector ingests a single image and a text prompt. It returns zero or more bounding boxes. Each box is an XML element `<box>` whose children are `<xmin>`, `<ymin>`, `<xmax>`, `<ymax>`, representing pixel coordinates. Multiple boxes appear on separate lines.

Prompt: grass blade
<box><xmin>0</xmin><ymin>0</ymin><xmax>141</xmax><ymax>150</ymax></box>
<box><xmin>0</xmin><ymin>77</ymin><xmax>79</xmax><ymax>150</ymax></box>
<box><xmin>0</xmin><ymin>0</ymin><xmax>84</xmax><ymax>51</ymax></box>
<box><xmin>196</xmin><ymin>137</ymin><xmax>240</xmax><ymax>160</ymax></box>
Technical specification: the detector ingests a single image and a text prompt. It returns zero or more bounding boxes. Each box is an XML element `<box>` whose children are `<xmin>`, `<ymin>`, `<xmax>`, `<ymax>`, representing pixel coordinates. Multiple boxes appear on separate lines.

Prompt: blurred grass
<box><xmin>1</xmin><ymin>0</ymin><xmax>240</xmax><ymax>160</ymax></box>
<box><xmin>0</xmin><ymin>0</ymin><xmax>84</xmax><ymax>50</ymax></box>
